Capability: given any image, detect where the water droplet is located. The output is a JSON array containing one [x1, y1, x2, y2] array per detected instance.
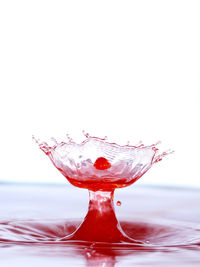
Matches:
[[82, 130, 90, 138], [117, 201, 121, 206], [66, 134, 73, 143], [32, 135, 39, 144], [94, 157, 111, 170]]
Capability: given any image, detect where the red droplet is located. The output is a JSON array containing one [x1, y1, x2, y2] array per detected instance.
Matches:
[[155, 158, 162, 163], [94, 157, 111, 170], [116, 201, 121, 206]]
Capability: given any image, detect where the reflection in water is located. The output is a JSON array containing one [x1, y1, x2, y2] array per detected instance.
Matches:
[[84, 248, 116, 267]]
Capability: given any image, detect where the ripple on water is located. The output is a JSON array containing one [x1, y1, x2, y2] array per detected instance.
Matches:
[[0, 219, 200, 251], [1, 185, 200, 266]]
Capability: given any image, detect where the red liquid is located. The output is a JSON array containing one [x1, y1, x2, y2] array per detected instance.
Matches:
[[59, 154, 146, 243], [0, 185, 200, 267], [60, 190, 141, 243], [94, 157, 111, 170], [116, 201, 121, 206], [32, 135, 174, 244]]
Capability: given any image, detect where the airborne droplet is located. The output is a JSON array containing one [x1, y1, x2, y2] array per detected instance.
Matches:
[[116, 201, 121, 206]]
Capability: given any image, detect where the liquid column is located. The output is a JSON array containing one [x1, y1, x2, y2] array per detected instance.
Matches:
[[61, 190, 142, 244]]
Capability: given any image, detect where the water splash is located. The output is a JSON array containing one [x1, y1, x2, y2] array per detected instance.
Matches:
[[32, 133, 173, 191], [31, 133, 174, 244]]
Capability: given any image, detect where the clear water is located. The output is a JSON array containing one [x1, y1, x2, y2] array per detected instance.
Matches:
[[33, 134, 173, 190]]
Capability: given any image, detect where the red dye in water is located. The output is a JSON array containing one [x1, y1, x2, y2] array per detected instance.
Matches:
[[94, 157, 111, 170], [32, 134, 173, 244], [1, 185, 200, 267]]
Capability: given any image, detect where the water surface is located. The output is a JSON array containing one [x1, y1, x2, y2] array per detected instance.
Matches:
[[0, 184, 200, 266]]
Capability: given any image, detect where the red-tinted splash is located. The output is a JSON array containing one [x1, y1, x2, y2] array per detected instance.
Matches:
[[33, 133, 173, 243]]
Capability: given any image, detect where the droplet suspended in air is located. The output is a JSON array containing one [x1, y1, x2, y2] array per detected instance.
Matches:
[[116, 201, 121, 206]]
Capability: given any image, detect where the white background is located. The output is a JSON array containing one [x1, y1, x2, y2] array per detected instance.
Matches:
[[0, 0, 199, 187]]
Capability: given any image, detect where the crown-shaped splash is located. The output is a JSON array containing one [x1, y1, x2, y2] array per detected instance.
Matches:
[[33, 133, 173, 243]]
